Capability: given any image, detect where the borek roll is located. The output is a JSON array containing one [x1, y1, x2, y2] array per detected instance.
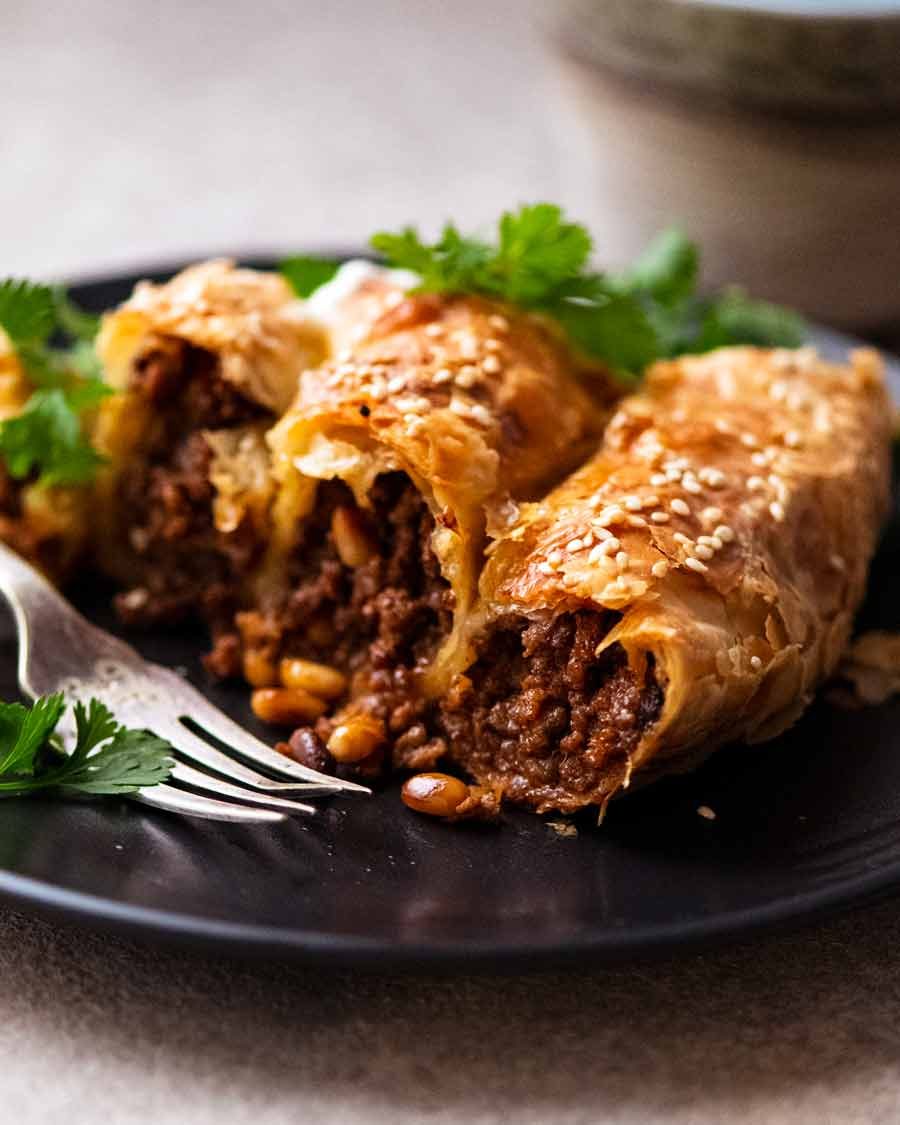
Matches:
[[246, 264, 614, 743], [92, 260, 327, 673], [439, 347, 892, 811]]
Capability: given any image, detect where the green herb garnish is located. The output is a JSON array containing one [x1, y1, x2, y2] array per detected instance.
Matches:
[[280, 256, 341, 298], [281, 204, 805, 379], [0, 278, 109, 486], [0, 694, 173, 797]]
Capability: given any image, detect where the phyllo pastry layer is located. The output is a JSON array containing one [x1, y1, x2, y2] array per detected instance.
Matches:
[[438, 347, 892, 811]]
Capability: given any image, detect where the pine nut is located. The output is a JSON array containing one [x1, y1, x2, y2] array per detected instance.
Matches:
[[327, 714, 386, 763], [331, 506, 377, 567], [251, 687, 327, 726], [401, 772, 470, 818], [279, 658, 347, 699], [242, 650, 278, 688]]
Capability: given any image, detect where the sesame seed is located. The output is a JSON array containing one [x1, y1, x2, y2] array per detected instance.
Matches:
[[697, 805, 716, 821], [768, 473, 784, 489], [708, 535, 723, 550], [696, 535, 717, 547], [682, 476, 702, 495], [488, 314, 509, 332], [644, 495, 660, 507], [615, 551, 630, 572], [673, 532, 692, 546], [747, 476, 765, 491], [769, 381, 787, 402], [469, 403, 492, 426], [601, 537, 621, 555], [337, 348, 353, 363], [404, 415, 426, 436], [750, 452, 768, 467], [597, 506, 625, 525], [665, 467, 683, 482], [449, 398, 469, 417], [750, 655, 763, 671], [482, 355, 502, 375], [588, 544, 607, 564], [698, 467, 726, 488], [548, 549, 563, 566], [650, 473, 667, 487], [714, 419, 732, 434], [694, 544, 714, 561], [626, 515, 647, 528], [538, 561, 554, 576], [424, 323, 443, 338], [769, 500, 785, 521], [337, 362, 357, 377], [623, 496, 642, 512], [715, 525, 735, 542], [566, 539, 584, 553], [484, 338, 502, 352], [831, 554, 846, 572], [740, 432, 758, 448], [590, 523, 613, 539], [650, 511, 670, 524], [670, 498, 691, 517], [783, 430, 801, 448], [432, 368, 452, 385], [395, 395, 429, 414], [701, 507, 723, 524], [369, 380, 388, 401], [456, 365, 480, 388], [651, 560, 668, 578], [563, 573, 579, 588], [387, 375, 406, 394], [684, 557, 708, 574]]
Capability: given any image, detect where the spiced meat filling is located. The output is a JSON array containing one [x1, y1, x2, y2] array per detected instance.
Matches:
[[112, 336, 268, 674], [438, 610, 663, 811], [246, 471, 454, 772]]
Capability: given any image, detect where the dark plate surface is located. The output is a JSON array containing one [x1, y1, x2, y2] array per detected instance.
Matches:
[[0, 261, 899, 969]]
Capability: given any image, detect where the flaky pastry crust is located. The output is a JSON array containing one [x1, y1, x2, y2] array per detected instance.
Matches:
[[267, 266, 614, 694], [475, 346, 892, 804]]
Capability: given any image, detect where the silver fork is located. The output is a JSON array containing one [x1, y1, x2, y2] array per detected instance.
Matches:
[[0, 541, 369, 824]]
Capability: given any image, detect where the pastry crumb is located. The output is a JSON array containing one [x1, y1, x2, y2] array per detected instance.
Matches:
[[547, 819, 579, 838], [829, 631, 900, 709]]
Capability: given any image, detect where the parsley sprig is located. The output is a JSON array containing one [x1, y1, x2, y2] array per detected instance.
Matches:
[[280, 204, 805, 380], [0, 694, 173, 797], [0, 279, 109, 486]]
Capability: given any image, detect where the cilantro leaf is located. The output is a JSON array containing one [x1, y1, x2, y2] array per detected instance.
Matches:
[[553, 291, 658, 380], [492, 204, 593, 305], [52, 287, 101, 344], [697, 289, 806, 351], [0, 280, 56, 347], [620, 228, 698, 307], [0, 694, 66, 777], [280, 256, 341, 299], [0, 388, 106, 486], [0, 694, 173, 797]]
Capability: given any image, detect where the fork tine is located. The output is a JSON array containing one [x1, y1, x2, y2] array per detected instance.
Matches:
[[179, 705, 371, 795], [160, 721, 352, 797], [133, 783, 285, 824], [169, 762, 317, 816]]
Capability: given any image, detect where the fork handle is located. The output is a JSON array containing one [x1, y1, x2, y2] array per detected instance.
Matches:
[[0, 540, 136, 700]]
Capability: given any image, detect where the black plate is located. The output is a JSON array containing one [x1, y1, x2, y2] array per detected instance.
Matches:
[[0, 261, 898, 969]]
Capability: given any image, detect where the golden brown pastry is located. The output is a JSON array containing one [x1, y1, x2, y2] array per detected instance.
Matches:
[[91, 260, 327, 673], [438, 346, 892, 812], [244, 262, 614, 750]]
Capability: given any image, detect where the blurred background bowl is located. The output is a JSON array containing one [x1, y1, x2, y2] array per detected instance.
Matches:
[[548, 0, 900, 331]]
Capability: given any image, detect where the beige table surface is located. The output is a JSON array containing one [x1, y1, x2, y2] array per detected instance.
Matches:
[[3, 1, 900, 1122]]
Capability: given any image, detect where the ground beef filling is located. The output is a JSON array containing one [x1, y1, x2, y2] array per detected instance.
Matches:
[[438, 611, 663, 811], [113, 337, 268, 674], [249, 472, 455, 774]]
